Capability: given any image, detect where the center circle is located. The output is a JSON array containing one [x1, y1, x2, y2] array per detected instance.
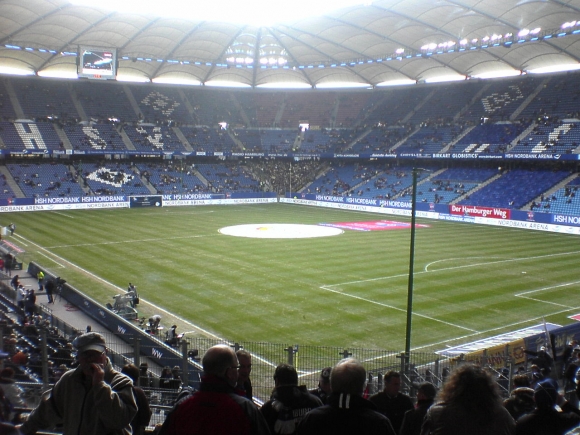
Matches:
[[219, 224, 343, 239]]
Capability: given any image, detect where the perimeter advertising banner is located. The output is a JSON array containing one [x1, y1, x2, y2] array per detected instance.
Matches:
[[449, 204, 511, 220], [129, 195, 163, 208]]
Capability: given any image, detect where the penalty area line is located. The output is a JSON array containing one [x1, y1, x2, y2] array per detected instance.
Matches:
[[319, 285, 478, 333]]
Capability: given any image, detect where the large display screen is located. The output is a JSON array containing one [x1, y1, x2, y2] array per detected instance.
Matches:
[[78, 47, 117, 80]]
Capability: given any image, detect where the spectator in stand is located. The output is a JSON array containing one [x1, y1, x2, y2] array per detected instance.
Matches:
[[19, 332, 137, 435], [504, 374, 535, 421], [260, 363, 322, 434], [564, 348, 580, 406], [159, 366, 173, 389], [24, 290, 36, 317], [523, 346, 554, 377], [11, 349, 28, 366], [0, 367, 26, 422], [10, 275, 18, 291], [121, 364, 152, 435], [296, 358, 395, 435], [138, 362, 152, 388], [309, 367, 332, 404], [369, 370, 413, 433], [171, 366, 182, 386], [159, 344, 270, 435], [15, 285, 25, 312], [236, 349, 253, 401], [400, 382, 437, 435], [515, 378, 580, 435], [421, 364, 515, 435]]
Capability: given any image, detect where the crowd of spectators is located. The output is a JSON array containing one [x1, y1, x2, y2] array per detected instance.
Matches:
[[2, 274, 580, 435]]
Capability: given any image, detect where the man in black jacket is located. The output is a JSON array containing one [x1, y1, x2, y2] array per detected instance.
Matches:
[[296, 358, 395, 435], [260, 364, 322, 434]]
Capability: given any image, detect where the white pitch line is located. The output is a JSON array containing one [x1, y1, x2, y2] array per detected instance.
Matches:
[[13, 233, 229, 342], [411, 306, 580, 351], [36, 250, 65, 268], [12, 234, 28, 246], [51, 211, 75, 218], [327, 250, 580, 288], [47, 233, 218, 249], [513, 281, 580, 309], [320, 285, 478, 333], [515, 281, 580, 296]]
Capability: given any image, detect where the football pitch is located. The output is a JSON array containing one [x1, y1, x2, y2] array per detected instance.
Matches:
[[6, 203, 580, 353]]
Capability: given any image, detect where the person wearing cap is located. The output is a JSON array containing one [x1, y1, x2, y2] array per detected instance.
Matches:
[[515, 378, 580, 435], [309, 367, 332, 404], [260, 363, 322, 434], [160, 344, 270, 435], [296, 358, 395, 435], [19, 332, 137, 435], [400, 382, 437, 435]]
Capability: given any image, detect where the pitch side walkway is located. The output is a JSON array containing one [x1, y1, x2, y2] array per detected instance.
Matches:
[[0, 270, 168, 375]]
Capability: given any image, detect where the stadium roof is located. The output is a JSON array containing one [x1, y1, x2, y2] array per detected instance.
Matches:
[[0, 0, 580, 88]]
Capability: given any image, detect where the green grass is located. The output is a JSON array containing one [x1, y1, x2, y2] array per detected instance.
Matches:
[[5, 203, 580, 353]]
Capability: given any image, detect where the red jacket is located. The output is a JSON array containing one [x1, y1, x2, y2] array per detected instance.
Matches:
[[162, 374, 270, 435]]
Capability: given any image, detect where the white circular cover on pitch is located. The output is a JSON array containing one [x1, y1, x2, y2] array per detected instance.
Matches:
[[219, 224, 343, 239]]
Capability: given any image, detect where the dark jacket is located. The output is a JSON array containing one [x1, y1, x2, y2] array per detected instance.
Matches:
[[161, 374, 270, 435], [504, 387, 535, 421], [369, 391, 414, 433], [260, 385, 322, 434], [421, 401, 515, 435], [516, 406, 580, 435], [296, 392, 396, 435], [400, 399, 434, 435], [131, 385, 152, 435]]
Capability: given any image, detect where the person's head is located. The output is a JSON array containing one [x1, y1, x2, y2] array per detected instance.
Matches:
[[383, 370, 402, 396], [534, 378, 559, 409], [438, 365, 501, 412], [203, 344, 239, 387], [273, 364, 298, 387], [121, 363, 139, 384], [236, 349, 252, 384], [72, 332, 107, 377], [0, 368, 14, 380], [417, 382, 437, 402], [512, 374, 530, 388], [330, 358, 366, 396], [318, 367, 332, 393]]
